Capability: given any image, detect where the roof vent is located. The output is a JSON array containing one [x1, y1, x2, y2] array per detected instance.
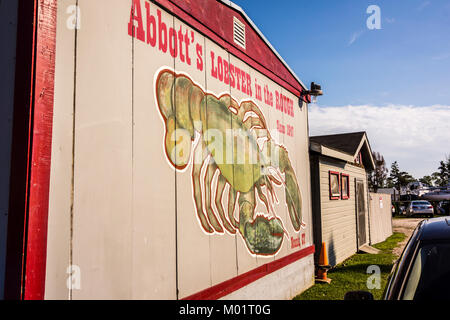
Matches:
[[233, 17, 246, 49]]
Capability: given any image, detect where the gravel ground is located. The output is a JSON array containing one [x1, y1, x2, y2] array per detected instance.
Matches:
[[392, 217, 424, 256]]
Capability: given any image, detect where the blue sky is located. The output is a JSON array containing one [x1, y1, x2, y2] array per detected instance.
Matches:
[[232, 0, 450, 179]]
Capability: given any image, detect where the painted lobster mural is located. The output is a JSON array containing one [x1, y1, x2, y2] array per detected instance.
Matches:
[[155, 69, 305, 255]]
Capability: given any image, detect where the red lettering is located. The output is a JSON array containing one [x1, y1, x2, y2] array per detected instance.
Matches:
[[184, 30, 192, 65], [210, 52, 218, 78], [235, 67, 241, 90], [241, 71, 246, 94], [145, 2, 156, 46], [229, 64, 235, 88], [196, 44, 203, 71], [169, 27, 177, 58], [287, 124, 294, 137], [217, 56, 223, 81], [246, 73, 252, 96], [291, 236, 300, 249], [178, 27, 185, 62], [275, 91, 280, 110], [157, 10, 167, 53], [224, 60, 229, 85], [128, 0, 145, 42], [277, 120, 285, 134]]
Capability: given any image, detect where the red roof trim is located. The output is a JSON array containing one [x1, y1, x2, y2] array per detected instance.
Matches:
[[182, 245, 315, 300]]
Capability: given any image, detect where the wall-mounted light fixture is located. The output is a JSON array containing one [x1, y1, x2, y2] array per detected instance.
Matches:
[[301, 82, 323, 104]]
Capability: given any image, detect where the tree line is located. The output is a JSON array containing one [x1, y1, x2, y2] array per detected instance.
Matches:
[[369, 153, 450, 192]]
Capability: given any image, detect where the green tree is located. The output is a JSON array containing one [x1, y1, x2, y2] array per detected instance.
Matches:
[[386, 161, 399, 188], [436, 157, 450, 186], [387, 161, 416, 190], [369, 151, 388, 192], [430, 156, 450, 187], [431, 171, 443, 186], [419, 175, 433, 186]]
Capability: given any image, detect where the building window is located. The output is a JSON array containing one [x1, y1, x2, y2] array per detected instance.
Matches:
[[329, 171, 340, 200], [355, 152, 362, 165], [341, 174, 350, 199]]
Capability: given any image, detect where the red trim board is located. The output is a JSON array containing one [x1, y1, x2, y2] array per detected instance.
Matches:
[[22, 0, 58, 300], [182, 245, 315, 300]]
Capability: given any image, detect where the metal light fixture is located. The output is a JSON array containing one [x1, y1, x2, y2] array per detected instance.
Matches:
[[301, 82, 323, 104]]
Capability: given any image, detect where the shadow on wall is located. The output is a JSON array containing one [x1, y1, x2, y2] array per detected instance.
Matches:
[[328, 235, 337, 267]]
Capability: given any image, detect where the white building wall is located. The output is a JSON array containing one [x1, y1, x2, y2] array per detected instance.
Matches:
[[221, 254, 314, 300], [45, 0, 314, 300]]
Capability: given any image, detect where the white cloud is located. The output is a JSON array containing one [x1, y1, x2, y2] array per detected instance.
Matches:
[[385, 17, 395, 24], [308, 104, 450, 178], [348, 30, 364, 46], [417, 1, 431, 11]]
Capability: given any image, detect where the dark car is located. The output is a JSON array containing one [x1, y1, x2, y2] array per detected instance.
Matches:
[[345, 217, 450, 300], [438, 201, 450, 215]]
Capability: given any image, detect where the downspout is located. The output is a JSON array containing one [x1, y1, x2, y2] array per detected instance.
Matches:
[[367, 172, 372, 245]]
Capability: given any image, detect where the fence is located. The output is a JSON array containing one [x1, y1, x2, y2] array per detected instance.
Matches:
[[369, 192, 393, 245]]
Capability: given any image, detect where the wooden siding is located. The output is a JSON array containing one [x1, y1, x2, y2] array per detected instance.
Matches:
[[318, 157, 369, 266]]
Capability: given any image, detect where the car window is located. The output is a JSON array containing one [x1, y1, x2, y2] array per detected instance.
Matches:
[[401, 243, 450, 300], [384, 225, 420, 299], [412, 201, 429, 205], [402, 248, 423, 299]]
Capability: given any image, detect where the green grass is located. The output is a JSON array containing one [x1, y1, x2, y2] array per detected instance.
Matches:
[[293, 232, 406, 300]]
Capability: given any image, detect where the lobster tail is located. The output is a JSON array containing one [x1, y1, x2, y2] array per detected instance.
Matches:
[[156, 70, 208, 170], [156, 71, 175, 120]]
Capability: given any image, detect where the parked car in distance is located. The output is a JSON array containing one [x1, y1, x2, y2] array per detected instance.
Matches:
[[406, 200, 434, 217], [345, 217, 450, 300], [438, 201, 450, 215]]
